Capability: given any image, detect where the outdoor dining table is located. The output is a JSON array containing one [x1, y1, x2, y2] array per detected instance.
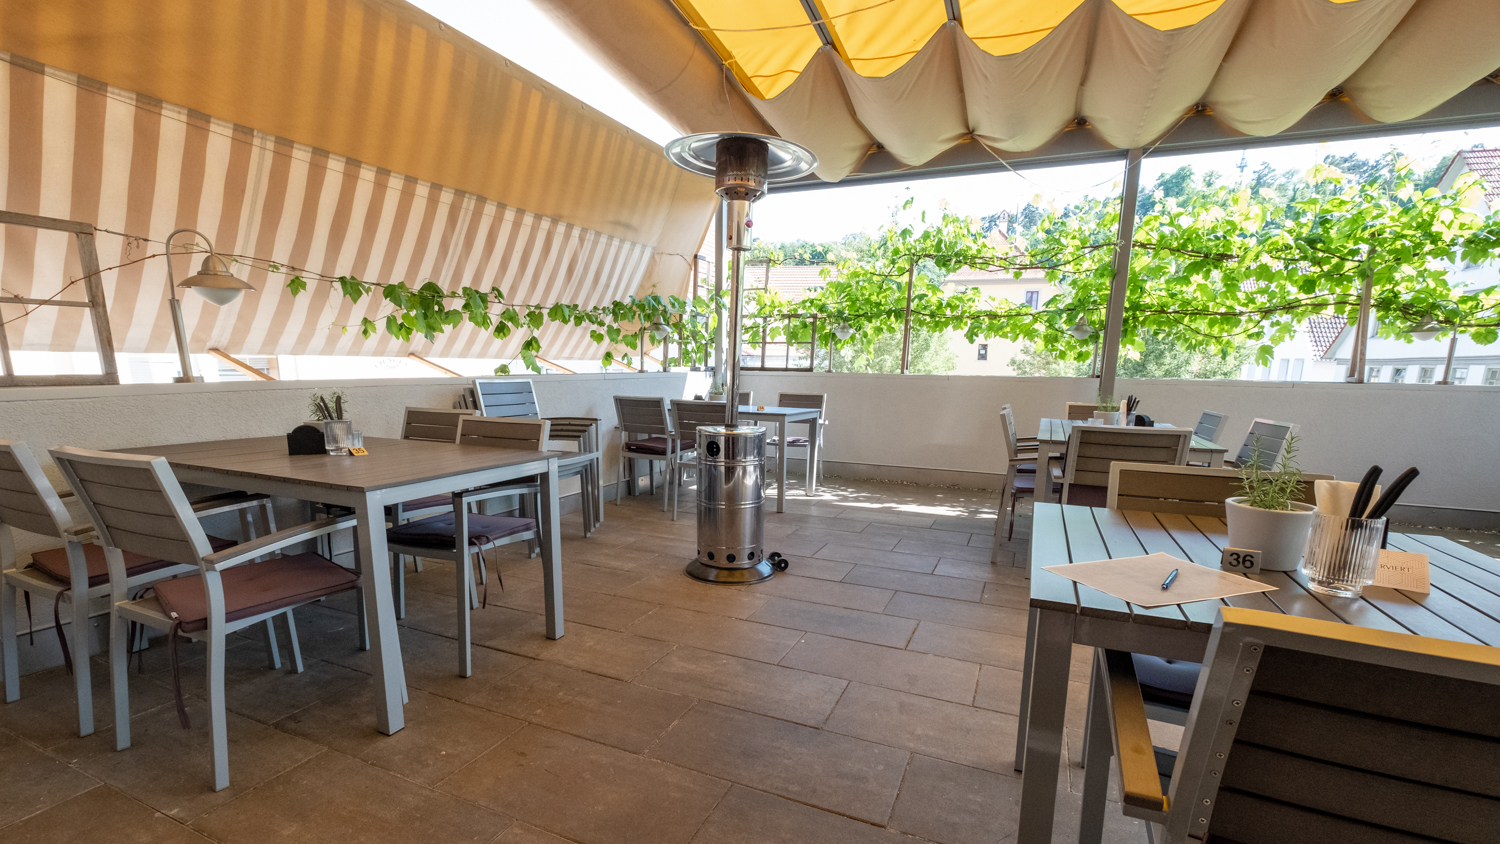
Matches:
[[1032, 418, 1228, 503], [120, 435, 567, 736], [736, 404, 821, 513], [1014, 502, 1500, 843]]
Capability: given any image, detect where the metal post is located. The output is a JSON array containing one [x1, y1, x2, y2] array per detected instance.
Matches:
[[1098, 148, 1143, 400], [711, 201, 727, 397], [1438, 329, 1459, 385], [725, 217, 747, 427], [1345, 264, 1374, 383], [900, 263, 916, 374]]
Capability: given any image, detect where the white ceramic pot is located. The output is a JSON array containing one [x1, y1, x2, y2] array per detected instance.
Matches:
[[1224, 497, 1317, 571], [1093, 411, 1120, 426]]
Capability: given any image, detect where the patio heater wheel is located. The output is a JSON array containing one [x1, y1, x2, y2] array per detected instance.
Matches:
[[664, 133, 818, 585]]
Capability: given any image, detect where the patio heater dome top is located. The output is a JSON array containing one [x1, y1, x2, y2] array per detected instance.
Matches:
[[665, 132, 817, 198]]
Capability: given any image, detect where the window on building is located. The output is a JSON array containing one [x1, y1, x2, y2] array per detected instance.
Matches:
[[1023, 290, 1040, 309], [1367, 366, 1381, 382], [1452, 366, 1469, 385], [977, 344, 988, 361], [1486, 367, 1500, 386], [1276, 359, 1290, 380], [1290, 359, 1305, 381], [1391, 366, 1407, 383], [1417, 366, 1434, 384]]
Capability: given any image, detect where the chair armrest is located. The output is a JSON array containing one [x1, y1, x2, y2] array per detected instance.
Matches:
[[1102, 650, 1169, 813], [203, 514, 357, 570], [62, 523, 96, 540]]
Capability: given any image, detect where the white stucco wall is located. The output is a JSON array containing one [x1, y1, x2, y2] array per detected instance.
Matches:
[[740, 370, 1500, 519]]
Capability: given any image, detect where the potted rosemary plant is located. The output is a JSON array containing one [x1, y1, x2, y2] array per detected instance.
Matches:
[[1092, 394, 1121, 426], [1225, 435, 1316, 571]]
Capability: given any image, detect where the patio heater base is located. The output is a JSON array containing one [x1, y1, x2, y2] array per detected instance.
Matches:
[[685, 558, 776, 585]]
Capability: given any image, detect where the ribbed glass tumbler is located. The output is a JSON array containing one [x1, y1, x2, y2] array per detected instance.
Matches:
[[1302, 512, 1386, 597]]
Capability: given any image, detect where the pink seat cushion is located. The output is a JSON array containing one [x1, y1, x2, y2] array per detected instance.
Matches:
[[1063, 484, 1108, 507], [387, 512, 536, 548], [29, 535, 234, 588], [1013, 461, 1037, 475], [152, 554, 358, 633], [623, 435, 693, 456]]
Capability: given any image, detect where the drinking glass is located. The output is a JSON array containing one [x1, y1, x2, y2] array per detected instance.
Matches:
[[349, 431, 364, 450], [1302, 512, 1386, 597], [322, 420, 354, 456]]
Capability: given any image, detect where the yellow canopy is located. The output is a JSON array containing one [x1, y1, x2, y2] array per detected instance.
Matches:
[[540, 0, 1500, 182]]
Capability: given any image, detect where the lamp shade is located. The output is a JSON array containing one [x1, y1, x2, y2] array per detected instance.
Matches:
[[1069, 316, 1095, 341], [1410, 319, 1440, 342], [178, 252, 254, 306], [833, 322, 855, 340]]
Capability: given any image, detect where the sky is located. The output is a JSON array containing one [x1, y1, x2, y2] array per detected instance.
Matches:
[[408, 0, 1500, 246]]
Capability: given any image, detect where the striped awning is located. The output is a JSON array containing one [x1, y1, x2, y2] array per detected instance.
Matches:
[[538, 0, 1500, 182], [0, 0, 716, 358]]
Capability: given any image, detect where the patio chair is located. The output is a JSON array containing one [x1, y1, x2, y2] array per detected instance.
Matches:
[[1106, 463, 1332, 517], [1000, 403, 1038, 447], [1057, 426, 1191, 507], [995, 406, 1059, 549], [1078, 607, 1500, 844], [1186, 411, 1228, 467], [667, 399, 728, 521], [385, 416, 546, 678], [0, 441, 292, 738], [768, 392, 827, 486], [473, 378, 603, 535], [613, 395, 681, 511], [50, 446, 359, 792], [1226, 418, 1298, 469], [1065, 401, 1096, 421]]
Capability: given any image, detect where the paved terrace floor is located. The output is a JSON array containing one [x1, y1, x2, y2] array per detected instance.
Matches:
[[1, 476, 1494, 844]]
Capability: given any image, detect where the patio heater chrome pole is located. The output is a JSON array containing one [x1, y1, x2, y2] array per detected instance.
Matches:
[[710, 200, 727, 398], [665, 132, 817, 584]]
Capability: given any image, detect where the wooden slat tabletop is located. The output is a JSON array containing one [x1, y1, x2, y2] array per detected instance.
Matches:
[[1034, 418, 1225, 453], [119, 436, 563, 493], [1031, 503, 1500, 646]]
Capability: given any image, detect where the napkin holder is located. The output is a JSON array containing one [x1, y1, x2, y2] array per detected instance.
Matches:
[[1132, 414, 1154, 427], [287, 424, 326, 455]]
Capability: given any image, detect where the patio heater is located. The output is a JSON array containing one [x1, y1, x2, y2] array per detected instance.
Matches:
[[665, 132, 817, 583]]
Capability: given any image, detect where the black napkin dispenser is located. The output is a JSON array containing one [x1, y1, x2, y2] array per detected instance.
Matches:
[[1132, 414, 1155, 427], [287, 424, 327, 455]]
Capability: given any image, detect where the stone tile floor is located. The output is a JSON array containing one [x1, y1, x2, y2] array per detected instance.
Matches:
[[1, 476, 1492, 844]]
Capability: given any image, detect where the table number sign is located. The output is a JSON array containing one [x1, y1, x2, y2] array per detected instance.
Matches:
[[1220, 547, 1262, 575], [1373, 549, 1430, 593], [349, 446, 370, 457]]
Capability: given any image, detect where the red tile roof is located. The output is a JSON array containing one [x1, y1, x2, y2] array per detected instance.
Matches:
[[1450, 148, 1500, 206], [1304, 315, 1348, 358]]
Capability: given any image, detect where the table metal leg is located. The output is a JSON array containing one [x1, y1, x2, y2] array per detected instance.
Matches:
[[776, 419, 787, 513], [539, 461, 565, 639], [1017, 608, 1074, 844], [355, 496, 405, 735], [1014, 607, 1039, 771], [805, 418, 818, 496], [1078, 650, 1112, 844]]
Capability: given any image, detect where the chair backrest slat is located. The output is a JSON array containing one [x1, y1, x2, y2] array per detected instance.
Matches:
[[402, 407, 475, 443], [1064, 427, 1191, 488], [456, 416, 549, 452], [1166, 609, 1500, 843], [671, 399, 729, 439], [1064, 401, 1096, 421], [1000, 407, 1025, 461], [0, 441, 74, 539], [1232, 418, 1297, 468], [1107, 463, 1331, 516], [50, 448, 211, 567], [775, 392, 826, 411], [1193, 410, 1227, 443], [613, 396, 671, 437], [473, 378, 542, 418]]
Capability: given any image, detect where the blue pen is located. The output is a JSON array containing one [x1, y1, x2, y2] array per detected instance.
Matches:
[[1161, 568, 1180, 591]]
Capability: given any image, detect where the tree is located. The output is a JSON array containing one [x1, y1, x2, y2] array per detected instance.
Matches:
[[827, 329, 956, 375]]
